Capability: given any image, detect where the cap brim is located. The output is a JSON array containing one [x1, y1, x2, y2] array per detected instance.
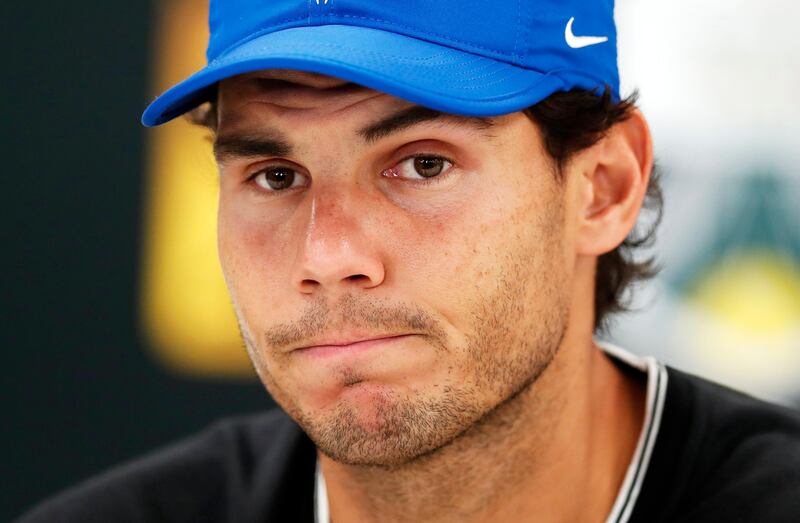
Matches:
[[142, 24, 567, 127]]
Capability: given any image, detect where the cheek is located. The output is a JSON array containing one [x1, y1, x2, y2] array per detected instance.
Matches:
[[217, 198, 292, 320], [406, 171, 564, 332], [380, 215, 486, 352]]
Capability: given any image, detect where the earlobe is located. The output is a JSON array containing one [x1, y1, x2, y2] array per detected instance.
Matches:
[[575, 109, 653, 256]]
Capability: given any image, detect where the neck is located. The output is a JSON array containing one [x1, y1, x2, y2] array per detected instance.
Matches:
[[319, 337, 646, 523]]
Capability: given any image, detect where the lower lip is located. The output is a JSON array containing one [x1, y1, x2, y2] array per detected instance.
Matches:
[[295, 335, 412, 359]]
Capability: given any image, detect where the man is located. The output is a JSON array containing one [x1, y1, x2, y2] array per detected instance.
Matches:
[[18, 1, 800, 522]]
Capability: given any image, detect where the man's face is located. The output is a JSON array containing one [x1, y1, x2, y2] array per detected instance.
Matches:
[[215, 71, 574, 466]]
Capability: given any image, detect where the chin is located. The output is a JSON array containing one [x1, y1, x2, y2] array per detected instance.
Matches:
[[300, 382, 483, 467]]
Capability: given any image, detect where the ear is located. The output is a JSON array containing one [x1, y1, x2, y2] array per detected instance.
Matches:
[[573, 109, 653, 256]]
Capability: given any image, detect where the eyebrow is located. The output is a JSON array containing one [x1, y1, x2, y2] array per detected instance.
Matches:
[[213, 132, 293, 164], [358, 105, 496, 143], [213, 105, 496, 163]]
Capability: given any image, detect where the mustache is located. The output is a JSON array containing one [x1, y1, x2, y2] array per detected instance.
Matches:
[[261, 294, 448, 352]]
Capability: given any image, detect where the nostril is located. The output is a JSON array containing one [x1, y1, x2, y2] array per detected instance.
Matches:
[[300, 279, 320, 289], [346, 274, 369, 283]]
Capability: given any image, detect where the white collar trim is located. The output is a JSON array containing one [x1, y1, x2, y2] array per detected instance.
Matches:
[[314, 458, 330, 523], [597, 340, 668, 523]]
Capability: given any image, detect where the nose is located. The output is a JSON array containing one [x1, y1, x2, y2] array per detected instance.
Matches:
[[291, 193, 386, 295]]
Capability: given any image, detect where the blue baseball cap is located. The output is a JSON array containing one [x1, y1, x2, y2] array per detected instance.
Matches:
[[142, 0, 618, 127]]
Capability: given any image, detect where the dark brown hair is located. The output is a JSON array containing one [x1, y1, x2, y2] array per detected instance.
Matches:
[[189, 88, 663, 333]]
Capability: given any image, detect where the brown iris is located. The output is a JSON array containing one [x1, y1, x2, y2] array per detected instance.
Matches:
[[413, 157, 446, 178], [262, 167, 295, 190]]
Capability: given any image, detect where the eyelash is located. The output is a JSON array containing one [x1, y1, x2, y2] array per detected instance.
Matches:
[[384, 153, 457, 187], [244, 163, 307, 194], [243, 152, 457, 193]]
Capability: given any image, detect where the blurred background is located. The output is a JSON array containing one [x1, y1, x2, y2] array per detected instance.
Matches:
[[3, 0, 799, 519]]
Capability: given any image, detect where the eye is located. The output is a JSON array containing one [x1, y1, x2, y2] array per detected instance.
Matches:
[[250, 166, 308, 192], [382, 155, 454, 181]]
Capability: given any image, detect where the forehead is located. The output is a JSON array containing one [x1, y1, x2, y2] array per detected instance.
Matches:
[[214, 69, 512, 149], [217, 69, 410, 121]]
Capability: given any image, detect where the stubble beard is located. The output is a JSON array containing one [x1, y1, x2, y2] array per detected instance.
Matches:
[[234, 245, 570, 468], [308, 315, 567, 469], [319, 263, 568, 467], [228, 179, 570, 467]]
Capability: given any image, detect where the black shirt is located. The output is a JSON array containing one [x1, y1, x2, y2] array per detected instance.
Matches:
[[16, 345, 800, 522]]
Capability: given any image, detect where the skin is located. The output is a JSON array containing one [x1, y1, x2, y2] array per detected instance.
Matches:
[[214, 70, 653, 523]]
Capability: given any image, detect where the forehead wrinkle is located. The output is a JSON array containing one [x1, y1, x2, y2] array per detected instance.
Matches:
[[233, 75, 387, 113], [222, 90, 393, 135]]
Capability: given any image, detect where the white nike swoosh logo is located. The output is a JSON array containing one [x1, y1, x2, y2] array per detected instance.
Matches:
[[565, 17, 609, 49]]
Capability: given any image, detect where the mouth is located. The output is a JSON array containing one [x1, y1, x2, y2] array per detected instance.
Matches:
[[294, 334, 414, 359]]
